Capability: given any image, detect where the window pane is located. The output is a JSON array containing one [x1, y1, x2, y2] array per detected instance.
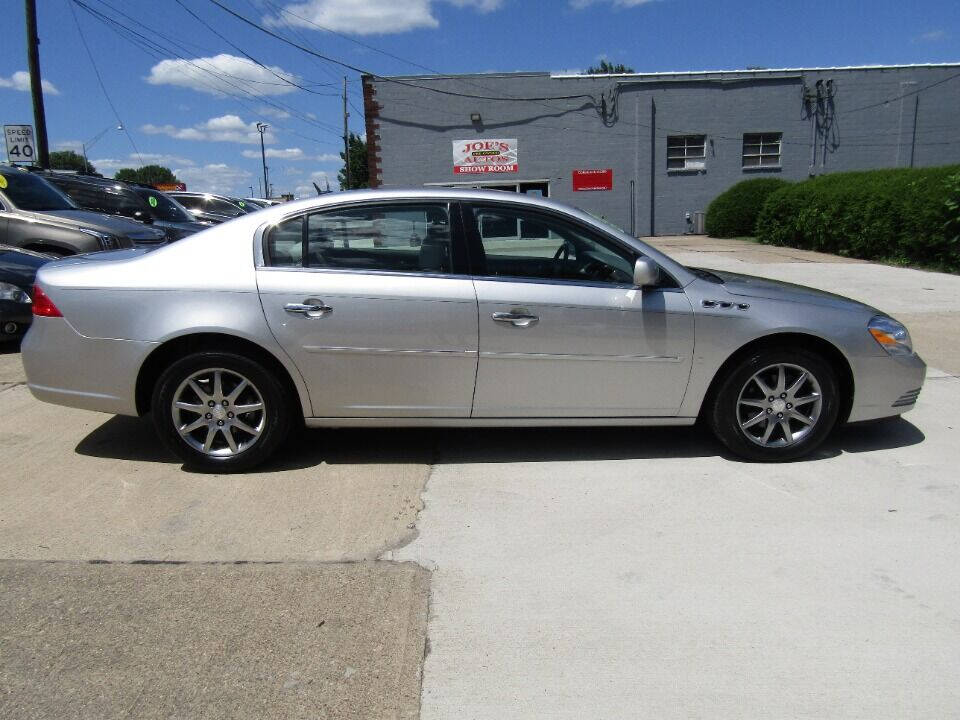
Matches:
[[305, 204, 452, 274], [471, 206, 634, 284], [265, 216, 303, 267], [667, 158, 685, 169], [743, 155, 761, 167], [206, 198, 244, 217], [759, 155, 781, 166]]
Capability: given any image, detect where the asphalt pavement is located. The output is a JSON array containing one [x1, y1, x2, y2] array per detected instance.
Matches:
[[2, 237, 959, 719]]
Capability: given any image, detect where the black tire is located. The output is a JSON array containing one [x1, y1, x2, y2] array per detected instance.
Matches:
[[708, 347, 840, 462], [152, 351, 293, 472]]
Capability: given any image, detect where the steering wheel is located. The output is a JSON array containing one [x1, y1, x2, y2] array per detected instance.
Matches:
[[553, 241, 575, 261]]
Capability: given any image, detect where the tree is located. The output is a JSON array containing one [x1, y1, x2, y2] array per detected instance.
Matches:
[[114, 165, 179, 186], [50, 150, 93, 174], [338, 133, 368, 190], [586, 60, 635, 74]]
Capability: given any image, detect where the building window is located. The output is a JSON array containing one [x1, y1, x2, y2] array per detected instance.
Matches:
[[742, 133, 782, 168], [667, 135, 706, 171]]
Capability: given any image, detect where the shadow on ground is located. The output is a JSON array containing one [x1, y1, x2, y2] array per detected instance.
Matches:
[[75, 413, 925, 472]]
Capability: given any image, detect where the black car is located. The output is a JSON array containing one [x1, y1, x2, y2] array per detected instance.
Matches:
[[0, 244, 51, 341], [38, 173, 207, 243], [166, 191, 257, 225]]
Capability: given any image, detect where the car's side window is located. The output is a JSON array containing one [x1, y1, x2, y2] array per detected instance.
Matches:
[[206, 198, 243, 217], [468, 205, 635, 285], [176, 196, 202, 211], [265, 203, 455, 274]]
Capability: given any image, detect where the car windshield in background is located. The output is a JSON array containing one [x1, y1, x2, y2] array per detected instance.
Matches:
[[134, 189, 193, 223], [206, 197, 246, 217], [0, 170, 76, 212]]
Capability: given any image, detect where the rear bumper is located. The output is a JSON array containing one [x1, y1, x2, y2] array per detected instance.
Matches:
[[22, 316, 155, 416], [847, 351, 927, 423]]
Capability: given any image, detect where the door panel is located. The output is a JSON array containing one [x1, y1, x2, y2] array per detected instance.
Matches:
[[258, 268, 478, 417], [473, 281, 694, 416]]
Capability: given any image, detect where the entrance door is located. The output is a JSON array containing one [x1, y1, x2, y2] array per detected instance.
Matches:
[[463, 202, 694, 417], [256, 201, 478, 417]]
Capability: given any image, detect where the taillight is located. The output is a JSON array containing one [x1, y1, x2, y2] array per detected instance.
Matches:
[[32, 285, 63, 317]]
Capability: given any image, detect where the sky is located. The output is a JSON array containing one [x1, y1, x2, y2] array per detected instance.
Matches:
[[1, 0, 959, 198]]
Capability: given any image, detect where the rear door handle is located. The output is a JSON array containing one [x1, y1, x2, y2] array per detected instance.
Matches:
[[284, 299, 333, 318], [492, 311, 539, 328]]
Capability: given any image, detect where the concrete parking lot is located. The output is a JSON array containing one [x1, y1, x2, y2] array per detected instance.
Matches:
[[2, 237, 959, 719]]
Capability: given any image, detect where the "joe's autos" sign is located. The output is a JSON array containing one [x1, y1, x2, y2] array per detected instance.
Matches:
[[453, 139, 518, 174]]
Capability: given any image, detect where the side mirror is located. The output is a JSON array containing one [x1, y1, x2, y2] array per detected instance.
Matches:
[[633, 257, 660, 288], [133, 210, 153, 224]]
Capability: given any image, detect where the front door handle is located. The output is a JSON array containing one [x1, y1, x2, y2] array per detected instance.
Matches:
[[492, 311, 539, 328], [284, 299, 333, 318]]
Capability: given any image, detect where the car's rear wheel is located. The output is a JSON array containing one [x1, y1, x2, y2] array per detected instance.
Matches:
[[709, 348, 839, 461], [152, 351, 291, 472]]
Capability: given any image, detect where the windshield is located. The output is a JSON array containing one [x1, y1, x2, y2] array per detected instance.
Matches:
[[0, 169, 76, 211], [134, 188, 193, 223]]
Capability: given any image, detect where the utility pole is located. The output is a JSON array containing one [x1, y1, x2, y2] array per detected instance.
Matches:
[[24, 0, 50, 168], [343, 76, 351, 190], [256, 122, 269, 199]]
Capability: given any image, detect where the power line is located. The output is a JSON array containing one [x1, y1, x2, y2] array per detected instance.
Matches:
[[71, 0, 343, 143], [205, 0, 598, 104], [66, 0, 142, 165]]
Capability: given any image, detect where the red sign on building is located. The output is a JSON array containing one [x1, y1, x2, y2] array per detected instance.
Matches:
[[572, 169, 613, 191]]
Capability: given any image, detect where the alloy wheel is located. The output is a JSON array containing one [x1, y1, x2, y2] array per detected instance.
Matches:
[[736, 363, 823, 448], [171, 368, 266, 457]]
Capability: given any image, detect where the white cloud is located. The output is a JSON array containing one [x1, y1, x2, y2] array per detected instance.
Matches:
[[142, 115, 276, 145], [241, 148, 341, 163], [146, 54, 300, 97], [265, 0, 501, 36], [914, 29, 947, 43], [570, 0, 658, 8], [175, 163, 253, 195], [54, 140, 84, 151], [256, 105, 291, 120], [0, 70, 59, 95], [92, 153, 198, 173], [242, 147, 305, 160]]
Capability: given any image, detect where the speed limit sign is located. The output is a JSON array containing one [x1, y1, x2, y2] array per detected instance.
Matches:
[[4, 125, 36, 164]]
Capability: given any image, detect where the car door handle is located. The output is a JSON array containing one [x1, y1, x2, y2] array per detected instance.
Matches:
[[492, 311, 539, 328], [284, 300, 333, 318]]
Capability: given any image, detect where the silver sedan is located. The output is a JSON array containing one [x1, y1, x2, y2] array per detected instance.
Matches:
[[22, 189, 925, 471]]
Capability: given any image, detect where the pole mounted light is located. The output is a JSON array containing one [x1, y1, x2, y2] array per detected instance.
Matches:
[[82, 124, 122, 174], [256, 122, 269, 199]]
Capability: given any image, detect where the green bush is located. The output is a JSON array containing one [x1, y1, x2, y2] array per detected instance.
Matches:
[[756, 165, 960, 272], [705, 178, 791, 238]]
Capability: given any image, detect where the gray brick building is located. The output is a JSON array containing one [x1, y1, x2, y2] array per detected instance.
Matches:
[[362, 63, 960, 235]]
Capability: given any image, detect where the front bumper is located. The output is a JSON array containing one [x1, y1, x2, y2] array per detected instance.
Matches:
[[0, 300, 32, 339], [22, 316, 155, 416], [847, 351, 927, 423]]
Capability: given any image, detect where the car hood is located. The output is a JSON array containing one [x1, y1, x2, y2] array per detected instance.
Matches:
[[704, 269, 879, 313], [37, 210, 166, 241]]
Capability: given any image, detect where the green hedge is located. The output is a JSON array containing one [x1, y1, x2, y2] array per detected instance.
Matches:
[[756, 165, 960, 272], [705, 178, 791, 238]]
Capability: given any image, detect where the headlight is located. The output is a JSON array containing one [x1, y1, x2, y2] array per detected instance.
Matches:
[[868, 315, 913, 356], [0, 281, 31, 304], [78, 227, 119, 250]]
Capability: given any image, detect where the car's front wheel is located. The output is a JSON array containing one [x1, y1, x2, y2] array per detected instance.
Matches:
[[709, 348, 840, 462], [152, 351, 292, 472]]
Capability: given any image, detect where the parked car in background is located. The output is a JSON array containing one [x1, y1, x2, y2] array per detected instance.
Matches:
[[38, 172, 207, 243], [243, 198, 284, 208], [0, 244, 51, 340], [0, 165, 161, 255], [22, 189, 925, 472], [167, 192, 255, 225]]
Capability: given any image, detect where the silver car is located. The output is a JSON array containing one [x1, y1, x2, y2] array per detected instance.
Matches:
[[22, 189, 925, 471]]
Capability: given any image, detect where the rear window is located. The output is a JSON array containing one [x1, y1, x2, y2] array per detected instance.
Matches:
[[47, 177, 147, 218]]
